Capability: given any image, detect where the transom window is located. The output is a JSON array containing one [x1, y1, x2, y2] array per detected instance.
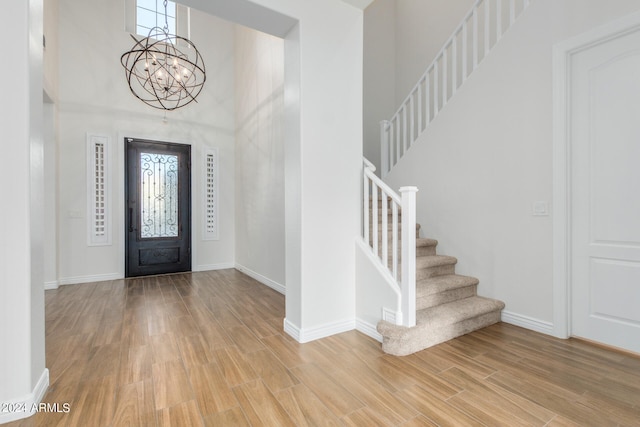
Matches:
[[136, 0, 176, 38]]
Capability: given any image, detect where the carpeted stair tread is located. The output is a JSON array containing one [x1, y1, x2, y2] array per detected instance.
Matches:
[[415, 255, 457, 269], [416, 238, 438, 248], [372, 236, 435, 246], [416, 274, 478, 297]]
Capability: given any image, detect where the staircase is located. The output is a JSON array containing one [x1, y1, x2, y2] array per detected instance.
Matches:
[[377, 233, 504, 356], [363, 160, 504, 356], [362, 0, 532, 355]]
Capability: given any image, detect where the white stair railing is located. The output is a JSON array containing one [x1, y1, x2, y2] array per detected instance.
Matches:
[[363, 158, 417, 327], [381, 0, 533, 177]]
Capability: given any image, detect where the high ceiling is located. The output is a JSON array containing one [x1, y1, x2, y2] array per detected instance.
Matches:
[[179, 0, 372, 38]]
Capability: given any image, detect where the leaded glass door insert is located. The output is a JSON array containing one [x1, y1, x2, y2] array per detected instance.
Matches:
[[140, 153, 179, 239], [126, 139, 191, 277]]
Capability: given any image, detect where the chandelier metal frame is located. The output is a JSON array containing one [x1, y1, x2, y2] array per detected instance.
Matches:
[[121, 1, 206, 111]]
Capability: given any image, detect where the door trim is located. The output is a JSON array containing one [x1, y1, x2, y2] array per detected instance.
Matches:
[[552, 10, 640, 340]]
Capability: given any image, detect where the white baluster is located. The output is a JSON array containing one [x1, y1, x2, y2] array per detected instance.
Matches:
[[400, 103, 407, 156], [434, 60, 440, 114], [395, 117, 400, 166], [442, 47, 448, 107], [473, 7, 479, 69], [496, 0, 503, 40], [363, 172, 370, 245], [426, 70, 431, 124], [400, 186, 418, 327], [372, 184, 378, 256], [452, 35, 458, 95], [382, 190, 388, 268], [410, 93, 415, 146], [484, 0, 490, 57], [392, 201, 398, 280], [417, 78, 423, 134], [462, 21, 468, 81], [379, 120, 390, 178]]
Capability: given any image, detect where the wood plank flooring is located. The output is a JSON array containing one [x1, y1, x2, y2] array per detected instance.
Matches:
[[6, 270, 640, 426]]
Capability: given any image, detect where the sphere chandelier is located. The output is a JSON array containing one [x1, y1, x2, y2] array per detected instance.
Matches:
[[120, 1, 206, 111]]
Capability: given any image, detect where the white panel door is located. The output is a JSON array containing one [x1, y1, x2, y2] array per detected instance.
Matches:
[[570, 28, 640, 353]]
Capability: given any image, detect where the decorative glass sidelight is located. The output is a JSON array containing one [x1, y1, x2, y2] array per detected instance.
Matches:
[[87, 134, 111, 246], [140, 152, 179, 238], [203, 149, 219, 240]]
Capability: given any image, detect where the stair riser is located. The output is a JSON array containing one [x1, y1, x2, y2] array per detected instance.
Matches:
[[368, 229, 420, 240], [376, 246, 437, 263], [364, 244, 436, 263], [379, 310, 502, 356], [368, 222, 418, 230], [417, 285, 477, 310], [367, 236, 426, 246], [372, 249, 438, 266], [417, 246, 437, 257], [416, 264, 455, 280]]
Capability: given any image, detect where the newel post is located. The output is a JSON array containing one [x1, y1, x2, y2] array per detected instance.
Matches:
[[400, 186, 418, 327], [380, 120, 391, 178]]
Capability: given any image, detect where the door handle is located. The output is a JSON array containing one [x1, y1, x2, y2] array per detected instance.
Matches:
[[128, 208, 133, 233]]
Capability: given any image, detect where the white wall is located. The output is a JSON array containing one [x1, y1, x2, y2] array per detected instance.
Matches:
[[282, 2, 363, 339], [384, 0, 640, 333], [43, 0, 59, 289], [0, 0, 47, 422], [183, 0, 365, 340], [364, 0, 475, 170], [43, 0, 58, 101], [355, 241, 398, 340], [234, 25, 286, 292], [43, 100, 58, 289], [363, 0, 395, 172], [57, 0, 237, 282]]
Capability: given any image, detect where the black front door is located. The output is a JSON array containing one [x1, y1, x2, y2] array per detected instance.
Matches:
[[125, 138, 191, 277]]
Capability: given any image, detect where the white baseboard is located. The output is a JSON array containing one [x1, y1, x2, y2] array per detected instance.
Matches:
[[235, 264, 286, 295], [356, 318, 383, 342], [56, 265, 236, 285], [193, 262, 235, 272], [44, 281, 59, 290], [0, 369, 49, 424], [283, 318, 301, 341], [284, 317, 355, 343], [501, 310, 554, 336], [58, 273, 122, 286]]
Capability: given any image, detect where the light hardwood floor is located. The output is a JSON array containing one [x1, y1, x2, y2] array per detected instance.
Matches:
[[6, 270, 640, 426]]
